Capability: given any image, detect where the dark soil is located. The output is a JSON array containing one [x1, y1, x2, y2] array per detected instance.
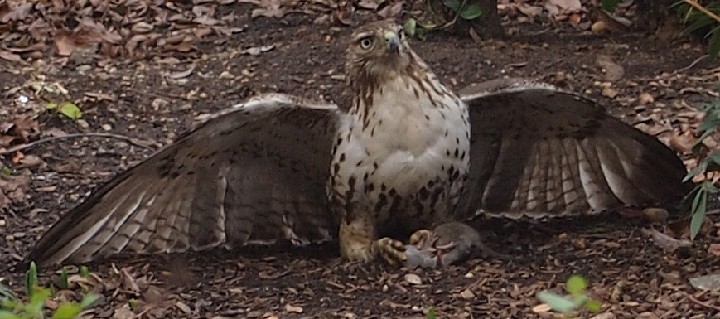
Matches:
[[1, 2, 720, 318]]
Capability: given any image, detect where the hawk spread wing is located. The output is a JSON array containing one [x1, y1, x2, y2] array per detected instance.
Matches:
[[457, 79, 689, 220], [28, 94, 341, 266]]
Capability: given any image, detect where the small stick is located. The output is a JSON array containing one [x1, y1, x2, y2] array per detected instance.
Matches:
[[0, 132, 154, 155], [687, 293, 720, 312]]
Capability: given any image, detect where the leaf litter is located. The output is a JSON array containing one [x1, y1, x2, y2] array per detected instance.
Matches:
[[1, 0, 720, 318]]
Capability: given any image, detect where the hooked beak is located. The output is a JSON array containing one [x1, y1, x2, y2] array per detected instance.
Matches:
[[384, 30, 400, 54]]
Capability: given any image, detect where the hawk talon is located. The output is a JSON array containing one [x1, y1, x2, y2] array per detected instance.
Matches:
[[375, 237, 407, 265], [409, 229, 435, 249]]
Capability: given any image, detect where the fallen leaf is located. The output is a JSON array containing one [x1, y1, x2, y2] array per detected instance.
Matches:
[[689, 274, 720, 290], [120, 267, 140, 292], [532, 303, 552, 313], [547, 0, 581, 12], [285, 304, 303, 313], [377, 1, 404, 19], [0, 50, 22, 62], [518, 6, 543, 18], [241, 45, 274, 56], [640, 228, 691, 253], [639, 93, 655, 104], [17, 154, 44, 168], [708, 244, 720, 256], [404, 273, 422, 285], [596, 55, 624, 81], [55, 33, 77, 57], [358, 0, 384, 10], [460, 289, 475, 299]]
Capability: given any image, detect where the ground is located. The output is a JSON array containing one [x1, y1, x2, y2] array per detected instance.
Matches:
[[1, 1, 720, 318]]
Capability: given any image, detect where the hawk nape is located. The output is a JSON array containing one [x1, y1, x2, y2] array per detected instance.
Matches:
[[27, 21, 689, 267]]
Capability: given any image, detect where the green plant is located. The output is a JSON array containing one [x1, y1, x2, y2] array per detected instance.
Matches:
[[25, 262, 37, 297], [684, 97, 720, 239], [0, 286, 98, 319], [674, 0, 720, 58], [402, 0, 484, 40], [58, 269, 69, 290], [537, 275, 602, 315], [0, 262, 98, 319], [442, 0, 482, 21], [426, 307, 437, 319], [46, 102, 82, 120], [78, 267, 90, 279], [601, 0, 621, 11]]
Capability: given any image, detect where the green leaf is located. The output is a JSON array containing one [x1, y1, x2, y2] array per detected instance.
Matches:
[[128, 299, 138, 311], [459, 3, 482, 20], [0, 284, 13, 301], [0, 167, 10, 176], [79, 266, 90, 278], [708, 26, 720, 59], [25, 262, 37, 297], [0, 310, 20, 319], [682, 14, 712, 36], [537, 291, 578, 313], [46, 102, 58, 110], [684, 161, 708, 182], [585, 299, 603, 313], [27, 287, 51, 318], [79, 294, 99, 308], [601, 0, 621, 11], [426, 307, 437, 319], [443, 0, 461, 12], [690, 181, 714, 240], [566, 275, 588, 295], [57, 268, 68, 290], [403, 19, 417, 38], [53, 303, 83, 319], [58, 102, 82, 120]]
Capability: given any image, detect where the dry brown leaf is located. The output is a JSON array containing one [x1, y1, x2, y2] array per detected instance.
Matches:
[[55, 33, 77, 57], [17, 154, 44, 168], [0, 50, 22, 62], [640, 228, 691, 252], [596, 55, 625, 81], [0, 174, 30, 209], [250, 0, 287, 18], [547, 0, 582, 12], [518, 6, 543, 18], [377, 1, 403, 20], [120, 267, 140, 292], [285, 304, 303, 313], [708, 244, 720, 256], [358, 0, 384, 10], [403, 273, 422, 285], [669, 131, 695, 153]]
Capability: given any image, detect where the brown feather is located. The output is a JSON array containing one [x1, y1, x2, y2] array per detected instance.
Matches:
[[458, 79, 690, 219], [27, 95, 341, 266]]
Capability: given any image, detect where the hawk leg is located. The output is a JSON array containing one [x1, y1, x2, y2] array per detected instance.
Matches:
[[339, 220, 407, 264]]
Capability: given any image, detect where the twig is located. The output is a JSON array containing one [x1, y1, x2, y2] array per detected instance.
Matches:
[[0, 133, 154, 155], [675, 54, 709, 74], [684, 0, 720, 24], [635, 54, 710, 81], [687, 293, 720, 312]]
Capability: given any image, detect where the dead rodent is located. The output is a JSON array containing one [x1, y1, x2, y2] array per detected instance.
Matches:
[[405, 222, 509, 268]]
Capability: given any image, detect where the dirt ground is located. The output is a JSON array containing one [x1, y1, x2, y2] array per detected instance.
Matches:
[[2, 1, 720, 318]]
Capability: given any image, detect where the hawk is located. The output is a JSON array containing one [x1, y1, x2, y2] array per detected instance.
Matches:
[[27, 21, 688, 267]]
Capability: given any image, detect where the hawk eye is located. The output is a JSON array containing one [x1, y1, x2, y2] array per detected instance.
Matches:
[[359, 37, 374, 50]]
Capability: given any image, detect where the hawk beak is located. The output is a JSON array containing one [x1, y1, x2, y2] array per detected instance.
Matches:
[[384, 30, 400, 54]]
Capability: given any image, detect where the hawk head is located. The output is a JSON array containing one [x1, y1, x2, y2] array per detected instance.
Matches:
[[345, 21, 416, 93]]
